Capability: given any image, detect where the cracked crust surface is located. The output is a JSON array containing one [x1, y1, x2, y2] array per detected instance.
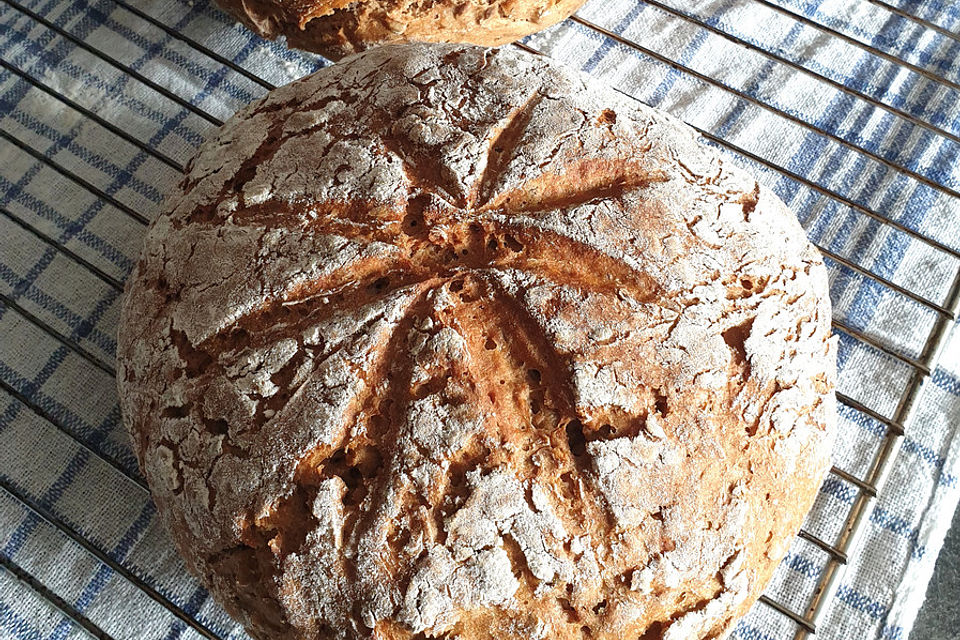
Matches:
[[215, 0, 586, 59], [117, 44, 837, 640]]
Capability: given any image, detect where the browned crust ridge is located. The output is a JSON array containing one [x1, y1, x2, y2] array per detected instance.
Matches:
[[215, 0, 587, 59]]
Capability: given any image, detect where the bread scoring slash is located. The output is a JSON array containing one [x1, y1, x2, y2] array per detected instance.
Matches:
[[117, 43, 837, 640]]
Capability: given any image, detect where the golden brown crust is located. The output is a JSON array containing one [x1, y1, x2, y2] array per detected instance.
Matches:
[[117, 44, 837, 640], [215, 0, 587, 59]]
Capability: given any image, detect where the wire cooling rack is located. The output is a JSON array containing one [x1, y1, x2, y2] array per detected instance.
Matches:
[[1, 0, 959, 639]]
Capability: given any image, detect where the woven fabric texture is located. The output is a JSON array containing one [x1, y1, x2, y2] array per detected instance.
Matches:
[[0, 1, 958, 639]]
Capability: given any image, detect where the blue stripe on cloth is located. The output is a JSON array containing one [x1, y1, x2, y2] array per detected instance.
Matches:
[[45, 564, 113, 640], [913, 0, 960, 29], [160, 585, 211, 640], [798, 191, 840, 235], [698, 6, 960, 126], [824, 256, 911, 339], [841, 255, 908, 337], [43, 501, 156, 640], [136, 31, 269, 164], [23, 0, 248, 117], [4, 416, 136, 640], [712, 20, 806, 139], [0, 105, 167, 204], [888, 23, 960, 182], [0, 249, 168, 632], [67, 290, 120, 356], [770, 36, 890, 209], [770, 125, 831, 204], [882, 624, 905, 640], [13, 41, 208, 148], [821, 475, 860, 504], [61, 497, 231, 639], [821, 156, 872, 244], [834, 59, 934, 262], [836, 583, 889, 620], [0, 0, 72, 56], [2, 0, 130, 110], [3, 19, 211, 147], [838, 400, 887, 437], [0, 599, 45, 640], [842, 213, 905, 293], [565, 10, 714, 108], [0, 90, 114, 300], [732, 619, 779, 640], [829, 369, 960, 499], [10, 246, 58, 300], [932, 367, 960, 395], [0, 0, 191, 348], [839, 398, 956, 490], [783, 551, 824, 579], [84, 0, 261, 105], [922, 121, 960, 186], [2, 450, 90, 558], [901, 437, 950, 476], [834, 329, 864, 372], [887, 66, 958, 132], [765, 18, 947, 253], [0, 264, 119, 356], [0, 275, 119, 372], [125, 0, 256, 159], [0, 362, 137, 474], [0, 164, 46, 240], [871, 4, 959, 78], [2, 462, 222, 639], [0, 334, 105, 561], [871, 509, 925, 559], [801, 39, 945, 341], [0, 176, 135, 275], [890, 182, 950, 248], [118, 0, 240, 105], [0, 95, 143, 324], [790, 1, 960, 78], [822, 2, 959, 169], [647, 30, 710, 108], [0, 342, 72, 451], [581, 3, 647, 74], [820, 478, 927, 558]]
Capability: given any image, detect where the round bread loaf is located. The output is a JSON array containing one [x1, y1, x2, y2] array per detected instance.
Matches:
[[215, 0, 586, 59], [117, 44, 837, 640]]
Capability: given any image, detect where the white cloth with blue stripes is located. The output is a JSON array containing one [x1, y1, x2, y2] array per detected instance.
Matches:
[[0, 0, 958, 639]]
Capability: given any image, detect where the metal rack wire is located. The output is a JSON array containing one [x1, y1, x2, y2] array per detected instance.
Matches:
[[0, 0, 958, 638]]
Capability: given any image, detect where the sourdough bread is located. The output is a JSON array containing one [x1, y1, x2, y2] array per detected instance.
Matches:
[[216, 0, 587, 59], [117, 43, 837, 640]]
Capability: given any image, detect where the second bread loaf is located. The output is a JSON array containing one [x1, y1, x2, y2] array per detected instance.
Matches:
[[216, 0, 587, 59]]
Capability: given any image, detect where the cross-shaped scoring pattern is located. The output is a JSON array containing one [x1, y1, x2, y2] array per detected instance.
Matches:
[[117, 44, 837, 640]]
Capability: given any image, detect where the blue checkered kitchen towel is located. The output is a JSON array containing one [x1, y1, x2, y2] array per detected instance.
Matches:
[[1, 0, 959, 639]]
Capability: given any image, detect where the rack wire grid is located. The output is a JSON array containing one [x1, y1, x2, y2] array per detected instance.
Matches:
[[1, 0, 959, 639]]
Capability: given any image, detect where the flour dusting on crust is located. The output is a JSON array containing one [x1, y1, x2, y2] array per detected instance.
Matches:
[[117, 43, 836, 640]]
